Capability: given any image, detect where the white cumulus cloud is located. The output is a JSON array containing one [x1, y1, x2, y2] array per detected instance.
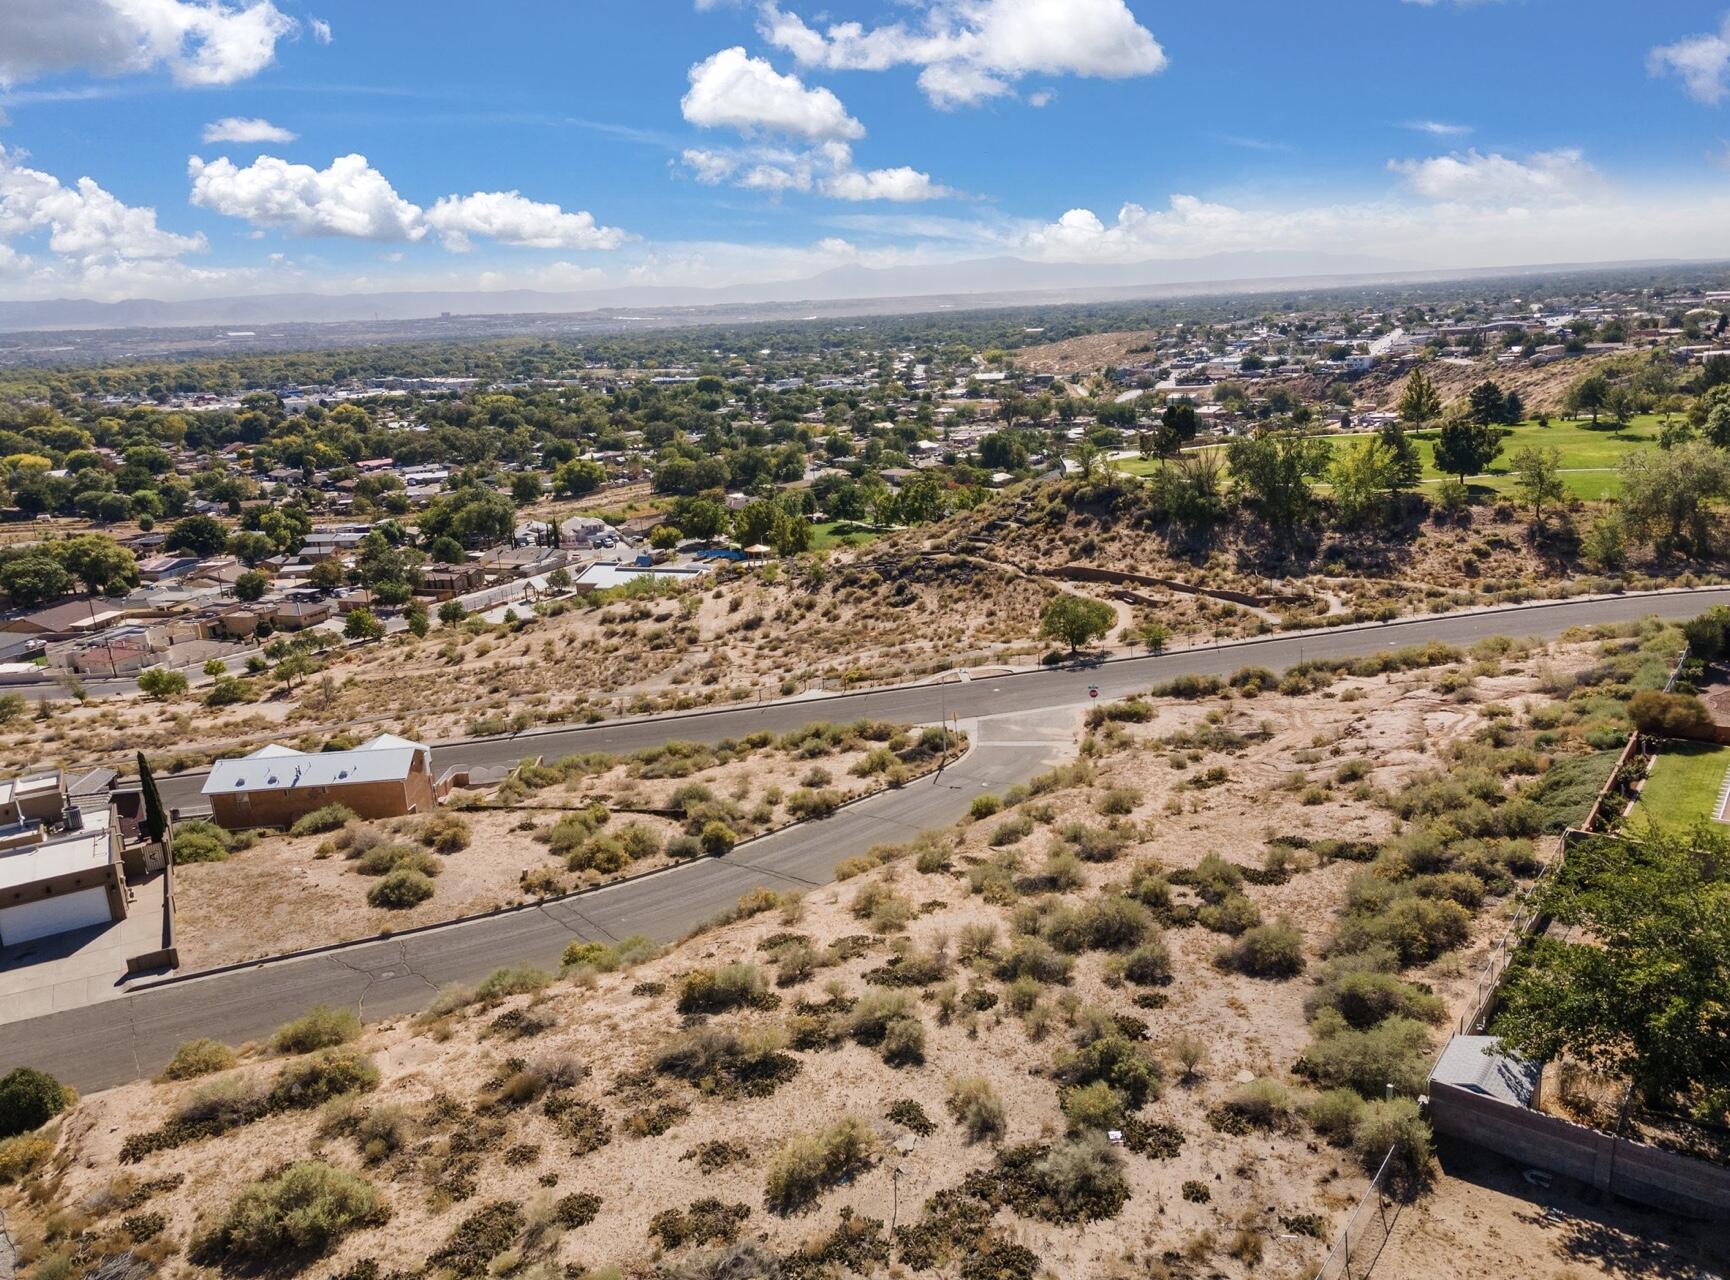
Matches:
[[309, 16, 333, 45], [822, 166, 952, 202], [682, 46, 864, 140], [1649, 15, 1730, 106], [759, 0, 1165, 108], [424, 191, 632, 252], [188, 152, 426, 240], [0, 145, 205, 266], [1388, 148, 1597, 203], [201, 116, 297, 144], [0, 0, 298, 87]]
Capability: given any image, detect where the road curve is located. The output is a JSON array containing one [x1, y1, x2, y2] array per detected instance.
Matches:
[[6, 587, 1727, 1093]]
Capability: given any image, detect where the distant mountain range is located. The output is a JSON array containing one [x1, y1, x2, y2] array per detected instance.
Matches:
[[0, 250, 1702, 335]]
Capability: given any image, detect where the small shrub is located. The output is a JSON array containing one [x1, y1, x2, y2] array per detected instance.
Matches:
[[1308, 1088, 1367, 1145], [1216, 918, 1306, 978], [1221, 1078, 1300, 1131], [764, 1117, 878, 1214], [192, 1161, 384, 1263], [367, 866, 435, 908], [160, 1039, 237, 1081], [0, 1067, 72, 1138], [1352, 1098, 1432, 1187], [424, 1200, 524, 1276], [1181, 1180, 1210, 1203], [1061, 1080, 1125, 1133], [649, 1197, 751, 1249], [948, 1076, 1006, 1142], [289, 804, 358, 837], [678, 963, 768, 1014], [273, 1005, 360, 1055], [0, 1132, 53, 1183]]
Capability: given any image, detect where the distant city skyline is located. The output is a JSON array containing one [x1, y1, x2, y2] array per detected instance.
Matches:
[[3, 0, 1730, 303]]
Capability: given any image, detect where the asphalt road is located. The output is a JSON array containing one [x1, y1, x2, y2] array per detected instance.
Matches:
[[6, 587, 1728, 1092], [153, 586, 1730, 813]]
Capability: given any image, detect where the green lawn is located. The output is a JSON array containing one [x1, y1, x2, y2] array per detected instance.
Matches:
[[1631, 740, 1730, 832], [1110, 414, 1669, 499], [809, 521, 889, 550]]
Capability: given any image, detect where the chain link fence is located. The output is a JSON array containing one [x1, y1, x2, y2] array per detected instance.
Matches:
[[1310, 1145, 1403, 1280]]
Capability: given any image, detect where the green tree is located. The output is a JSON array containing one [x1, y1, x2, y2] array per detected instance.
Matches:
[[307, 559, 347, 592], [343, 608, 384, 642], [1565, 371, 1609, 424], [137, 751, 167, 844], [648, 524, 683, 550], [1397, 368, 1442, 428], [1226, 429, 1333, 542], [1617, 441, 1730, 556], [1327, 438, 1402, 527], [553, 459, 607, 497], [0, 555, 73, 607], [1467, 380, 1509, 426], [1040, 595, 1116, 654], [164, 514, 229, 557], [1431, 419, 1503, 485], [1510, 445, 1566, 525], [510, 472, 544, 505], [437, 600, 467, 628], [136, 668, 189, 700], [233, 570, 267, 603], [58, 534, 137, 596], [1704, 403, 1730, 449], [404, 605, 430, 638], [1494, 826, 1730, 1114], [226, 530, 277, 567], [1140, 621, 1171, 654], [1376, 422, 1422, 493]]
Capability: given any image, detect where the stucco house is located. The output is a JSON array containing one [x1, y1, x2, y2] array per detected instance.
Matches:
[[0, 775, 128, 947]]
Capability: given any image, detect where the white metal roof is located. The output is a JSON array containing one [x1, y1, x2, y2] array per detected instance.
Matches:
[[201, 737, 428, 797]]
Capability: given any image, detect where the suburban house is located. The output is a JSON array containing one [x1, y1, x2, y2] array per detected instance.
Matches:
[[0, 600, 129, 641], [135, 554, 200, 583], [421, 563, 488, 598], [202, 734, 439, 828], [266, 599, 334, 631], [0, 773, 129, 947]]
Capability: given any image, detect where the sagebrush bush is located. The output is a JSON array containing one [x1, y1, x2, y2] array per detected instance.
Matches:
[[353, 844, 440, 878], [0, 1132, 52, 1184], [1122, 940, 1172, 985], [1224, 1078, 1300, 1130], [367, 866, 435, 908], [273, 1005, 359, 1055], [475, 965, 552, 1003], [194, 1161, 384, 1262], [269, 1047, 380, 1110], [560, 936, 657, 973], [763, 1117, 878, 1213], [160, 1039, 237, 1081], [1215, 918, 1306, 978], [947, 1076, 1006, 1142], [289, 804, 358, 837], [1298, 1011, 1432, 1097], [677, 963, 768, 1014]]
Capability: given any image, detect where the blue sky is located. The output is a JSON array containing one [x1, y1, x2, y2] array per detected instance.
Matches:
[[2, 0, 1729, 301]]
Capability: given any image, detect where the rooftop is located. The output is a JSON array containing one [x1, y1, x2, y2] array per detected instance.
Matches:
[[1429, 1034, 1541, 1107], [201, 734, 430, 796]]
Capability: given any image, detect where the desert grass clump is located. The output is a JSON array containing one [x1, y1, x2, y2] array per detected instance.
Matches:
[[677, 962, 769, 1014], [273, 1005, 359, 1055], [1219, 1078, 1300, 1132], [763, 1117, 878, 1214], [947, 1076, 1007, 1142], [1307, 1088, 1367, 1145]]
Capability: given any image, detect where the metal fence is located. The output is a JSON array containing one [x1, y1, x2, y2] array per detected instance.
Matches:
[[1311, 1145, 1403, 1280]]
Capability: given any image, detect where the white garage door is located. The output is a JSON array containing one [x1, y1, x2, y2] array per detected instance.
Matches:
[[0, 887, 112, 946]]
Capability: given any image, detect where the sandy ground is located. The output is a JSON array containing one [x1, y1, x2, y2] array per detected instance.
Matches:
[[1375, 1138, 1729, 1280]]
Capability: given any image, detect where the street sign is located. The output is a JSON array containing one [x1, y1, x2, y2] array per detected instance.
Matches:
[[1088, 685, 1099, 699]]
